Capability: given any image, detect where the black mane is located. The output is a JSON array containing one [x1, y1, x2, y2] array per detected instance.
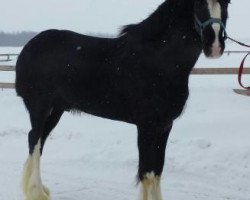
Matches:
[[120, 0, 195, 40]]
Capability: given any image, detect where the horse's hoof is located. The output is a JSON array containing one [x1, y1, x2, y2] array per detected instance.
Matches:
[[25, 185, 50, 200], [43, 185, 50, 196]]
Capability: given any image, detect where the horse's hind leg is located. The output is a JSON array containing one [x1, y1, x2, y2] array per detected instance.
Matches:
[[137, 121, 173, 200], [22, 97, 54, 200], [22, 139, 49, 200], [40, 106, 64, 154]]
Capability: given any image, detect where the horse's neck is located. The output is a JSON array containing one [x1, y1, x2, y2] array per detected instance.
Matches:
[[134, 0, 195, 39]]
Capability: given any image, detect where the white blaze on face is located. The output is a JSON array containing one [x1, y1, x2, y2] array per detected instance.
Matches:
[[206, 0, 222, 57]]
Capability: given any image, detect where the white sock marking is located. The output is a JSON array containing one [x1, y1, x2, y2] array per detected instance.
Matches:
[[140, 172, 162, 200], [22, 139, 50, 200]]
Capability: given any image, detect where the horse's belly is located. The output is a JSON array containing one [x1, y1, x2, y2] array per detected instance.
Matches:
[[65, 92, 134, 123]]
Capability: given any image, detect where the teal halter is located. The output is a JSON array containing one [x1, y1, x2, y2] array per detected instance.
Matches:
[[194, 15, 227, 40]]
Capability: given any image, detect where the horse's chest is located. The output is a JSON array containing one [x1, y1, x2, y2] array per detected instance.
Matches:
[[132, 80, 189, 121]]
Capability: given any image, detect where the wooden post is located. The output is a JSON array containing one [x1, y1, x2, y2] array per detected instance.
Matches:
[[192, 68, 250, 75], [0, 65, 15, 71], [0, 83, 15, 89]]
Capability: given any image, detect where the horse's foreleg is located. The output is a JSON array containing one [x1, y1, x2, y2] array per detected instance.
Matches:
[[137, 122, 173, 200]]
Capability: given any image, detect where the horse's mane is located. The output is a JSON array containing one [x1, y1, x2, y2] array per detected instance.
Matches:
[[120, 0, 194, 39]]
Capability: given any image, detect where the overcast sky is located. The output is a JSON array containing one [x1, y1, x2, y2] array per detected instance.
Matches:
[[1, 0, 250, 39]]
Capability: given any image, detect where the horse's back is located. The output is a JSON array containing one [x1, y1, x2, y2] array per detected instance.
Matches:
[[15, 29, 129, 119], [16, 29, 113, 97]]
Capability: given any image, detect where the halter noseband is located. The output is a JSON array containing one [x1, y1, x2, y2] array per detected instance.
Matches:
[[194, 15, 227, 40]]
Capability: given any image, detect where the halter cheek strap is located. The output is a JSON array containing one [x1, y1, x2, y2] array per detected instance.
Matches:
[[194, 15, 227, 40]]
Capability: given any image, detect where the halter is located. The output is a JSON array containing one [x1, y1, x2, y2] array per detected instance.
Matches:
[[195, 14, 250, 90], [194, 15, 227, 40]]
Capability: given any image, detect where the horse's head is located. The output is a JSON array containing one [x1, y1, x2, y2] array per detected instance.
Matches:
[[194, 0, 230, 58]]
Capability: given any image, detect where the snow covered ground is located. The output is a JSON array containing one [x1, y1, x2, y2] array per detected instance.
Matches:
[[1, 47, 250, 200], [1, 74, 250, 200]]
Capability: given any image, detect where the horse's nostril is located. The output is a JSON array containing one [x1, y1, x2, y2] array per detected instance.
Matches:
[[212, 41, 221, 49], [211, 46, 222, 57]]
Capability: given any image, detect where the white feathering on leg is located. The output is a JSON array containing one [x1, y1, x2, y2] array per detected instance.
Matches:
[[22, 139, 50, 200], [139, 172, 162, 200]]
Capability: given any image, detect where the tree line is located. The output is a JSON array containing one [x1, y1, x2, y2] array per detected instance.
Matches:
[[0, 31, 37, 47], [0, 31, 114, 47]]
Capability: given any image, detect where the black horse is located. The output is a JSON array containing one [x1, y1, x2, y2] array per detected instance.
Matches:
[[16, 0, 230, 199]]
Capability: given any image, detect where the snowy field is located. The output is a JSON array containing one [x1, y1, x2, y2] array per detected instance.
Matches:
[[1, 0, 250, 200], [1, 47, 250, 200], [1, 75, 250, 200]]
